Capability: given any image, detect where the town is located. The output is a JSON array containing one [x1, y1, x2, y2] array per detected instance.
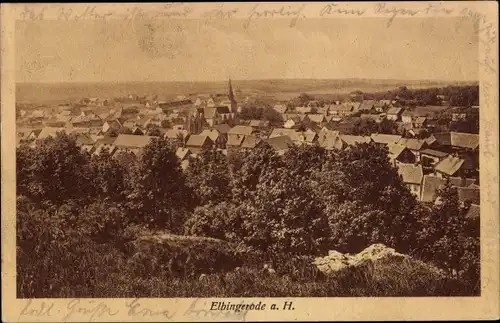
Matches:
[[16, 80, 480, 211]]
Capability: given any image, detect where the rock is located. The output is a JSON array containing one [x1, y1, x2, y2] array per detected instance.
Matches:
[[312, 243, 408, 275]]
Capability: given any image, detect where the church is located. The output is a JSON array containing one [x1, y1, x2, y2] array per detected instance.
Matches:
[[188, 79, 238, 130], [203, 78, 238, 113]]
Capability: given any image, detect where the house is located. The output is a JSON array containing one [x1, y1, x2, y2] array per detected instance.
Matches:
[[69, 128, 91, 136], [420, 149, 450, 167], [297, 131, 318, 145], [75, 133, 96, 153], [206, 97, 216, 108], [284, 119, 296, 129], [374, 101, 387, 112], [387, 143, 416, 166], [214, 123, 231, 135], [36, 127, 65, 140], [448, 177, 477, 188], [386, 107, 403, 121], [102, 120, 122, 134], [226, 134, 246, 149], [44, 118, 66, 127], [204, 106, 232, 126], [199, 129, 220, 142], [307, 100, 321, 108], [159, 99, 193, 113], [360, 114, 385, 123], [185, 135, 214, 153], [131, 127, 144, 136], [17, 128, 37, 143], [434, 155, 466, 177], [273, 104, 288, 114], [413, 116, 427, 128], [319, 134, 344, 150], [359, 100, 375, 111], [420, 175, 446, 203], [296, 106, 312, 114], [176, 147, 191, 161], [113, 134, 157, 156], [307, 114, 326, 124], [318, 127, 340, 143], [228, 125, 253, 137], [340, 135, 372, 147], [282, 113, 305, 122], [269, 128, 300, 142], [248, 120, 270, 129], [240, 135, 263, 150], [265, 135, 294, 155], [397, 163, 424, 197], [401, 110, 414, 124], [370, 133, 402, 145], [71, 113, 103, 128], [200, 129, 227, 149], [316, 107, 328, 115], [122, 120, 136, 129], [164, 129, 189, 141], [465, 204, 480, 220], [457, 187, 480, 205], [328, 103, 355, 117], [397, 138, 427, 161], [452, 112, 467, 122], [431, 132, 479, 151], [92, 137, 117, 156]]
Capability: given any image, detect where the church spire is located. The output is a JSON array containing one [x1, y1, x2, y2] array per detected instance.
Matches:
[[228, 78, 235, 102]]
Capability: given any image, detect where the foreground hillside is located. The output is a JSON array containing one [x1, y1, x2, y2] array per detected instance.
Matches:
[[18, 223, 473, 298]]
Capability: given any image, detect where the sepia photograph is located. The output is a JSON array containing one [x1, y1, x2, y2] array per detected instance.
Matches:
[[2, 2, 499, 322]]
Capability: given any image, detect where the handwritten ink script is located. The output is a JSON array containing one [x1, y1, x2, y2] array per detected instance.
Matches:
[[18, 298, 298, 321], [19, 4, 194, 21], [244, 4, 306, 29]]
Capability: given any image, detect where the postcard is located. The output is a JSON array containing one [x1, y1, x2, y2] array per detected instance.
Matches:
[[1, 2, 499, 322]]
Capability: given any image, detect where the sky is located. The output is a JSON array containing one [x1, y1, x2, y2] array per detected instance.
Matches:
[[16, 17, 479, 83]]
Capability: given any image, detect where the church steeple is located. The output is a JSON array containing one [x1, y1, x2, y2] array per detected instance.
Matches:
[[228, 78, 237, 113], [228, 78, 235, 102]]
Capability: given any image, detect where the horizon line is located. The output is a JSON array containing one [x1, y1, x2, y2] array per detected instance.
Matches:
[[16, 77, 479, 85]]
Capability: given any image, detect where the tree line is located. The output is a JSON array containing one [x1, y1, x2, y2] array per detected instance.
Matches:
[[16, 133, 479, 294]]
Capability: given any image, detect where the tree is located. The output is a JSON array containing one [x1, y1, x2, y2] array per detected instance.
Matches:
[[146, 124, 162, 136], [16, 133, 93, 205], [125, 137, 194, 231], [240, 167, 331, 255], [229, 145, 284, 202], [317, 143, 419, 253], [262, 107, 282, 124], [89, 149, 127, 201], [185, 149, 231, 206], [238, 106, 263, 120], [184, 201, 243, 241], [107, 127, 119, 137], [415, 181, 479, 286], [283, 144, 327, 178], [160, 119, 171, 129]]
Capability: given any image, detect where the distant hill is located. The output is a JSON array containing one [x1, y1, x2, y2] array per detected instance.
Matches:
[[16, 79, 478, 104]]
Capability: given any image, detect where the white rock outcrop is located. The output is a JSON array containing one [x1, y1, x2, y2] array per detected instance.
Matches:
[[313, 244, 408, 275]]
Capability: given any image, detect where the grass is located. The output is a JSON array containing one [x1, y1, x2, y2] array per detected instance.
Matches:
[[17, 230, 477, 298]]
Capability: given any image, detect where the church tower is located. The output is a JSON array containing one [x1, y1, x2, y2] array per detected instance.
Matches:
[[228, 78, 237, 113]]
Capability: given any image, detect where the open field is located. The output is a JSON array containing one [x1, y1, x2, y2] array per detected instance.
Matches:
[[16, 79, 478, 105]]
